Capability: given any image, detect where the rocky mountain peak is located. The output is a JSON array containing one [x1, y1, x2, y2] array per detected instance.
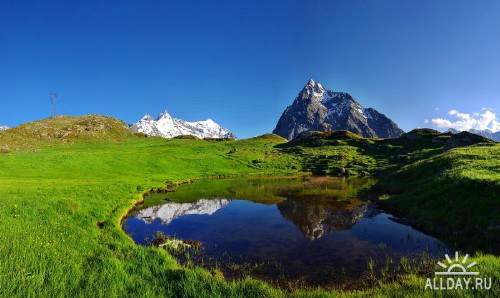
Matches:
[[300, 79, 325, 101], [306, 78, 324, 90], [273, 80, 404, 140]]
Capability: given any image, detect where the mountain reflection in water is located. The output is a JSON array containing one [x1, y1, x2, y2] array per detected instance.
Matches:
[[134, 196, 367, 240], [123, 177, 447, 289], [136, 199, 230, 225], [277, 198, 367, 240]]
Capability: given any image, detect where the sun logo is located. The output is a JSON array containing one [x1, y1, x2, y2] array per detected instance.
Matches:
[[435, 251, 479, 276]]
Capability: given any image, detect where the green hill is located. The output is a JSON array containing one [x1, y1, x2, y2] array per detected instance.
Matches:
[[0, 115, 134, 152], [376, 143, 500, 249], [0, 115, 498, 297], [277, 128, 494, 176]]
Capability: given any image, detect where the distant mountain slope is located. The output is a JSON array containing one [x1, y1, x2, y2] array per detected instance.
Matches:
[[131, 111, 235, 139], [273, 79, 404, 140], [0, 126, 9, 131], [448, 128, 500, 142], [471, 129, 500, 141]]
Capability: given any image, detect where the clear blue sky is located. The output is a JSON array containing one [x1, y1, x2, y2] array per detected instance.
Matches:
[[1, 0, 500, 137]]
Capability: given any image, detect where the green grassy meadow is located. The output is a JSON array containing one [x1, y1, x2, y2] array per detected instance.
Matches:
[[0, 116, 498, 297]]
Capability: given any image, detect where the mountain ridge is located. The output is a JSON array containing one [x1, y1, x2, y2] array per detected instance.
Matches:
[[273, 79, 404, 140], [131, 111, 235, 139], [448, 128, 500, 142]]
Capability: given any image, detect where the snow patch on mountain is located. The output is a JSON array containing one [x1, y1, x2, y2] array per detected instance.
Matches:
[[131, 111, 235, 139], [0, 126, 9, 132]]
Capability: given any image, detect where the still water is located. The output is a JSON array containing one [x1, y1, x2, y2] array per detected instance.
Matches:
[[123, 177, 448, 288]]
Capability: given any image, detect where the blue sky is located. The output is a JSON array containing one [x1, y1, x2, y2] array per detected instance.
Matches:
[[1, 0, 499, 137]]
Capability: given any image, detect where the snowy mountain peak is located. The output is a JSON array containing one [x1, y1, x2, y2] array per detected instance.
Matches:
[[158, 110, 173, 120], [141, 114, 154, 121], [0, 125, 9, 132], [131, 110, 235, 139], [300, 79, 325, 101]]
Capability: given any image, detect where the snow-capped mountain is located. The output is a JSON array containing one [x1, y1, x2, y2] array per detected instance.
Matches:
[[135, 199, 230, 224], [469, 129, 500, 142], [448, 128, 500, 142], [0, 126, 9, 132], [131, 111, 235, 139], [273, 79, 404, 140]]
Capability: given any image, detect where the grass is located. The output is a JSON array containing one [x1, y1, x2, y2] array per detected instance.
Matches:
[[0, 136, 296, 297], [0, 116, 498, 297], [0, 115, 133, 153], [375, 143, 500, 251]]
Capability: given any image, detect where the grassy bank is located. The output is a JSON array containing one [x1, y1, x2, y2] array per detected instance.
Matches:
[[0, 116, 498, 297], [375, 144, 500, 252], [279, 129, 500, 246], [0, 135, 297, 297]]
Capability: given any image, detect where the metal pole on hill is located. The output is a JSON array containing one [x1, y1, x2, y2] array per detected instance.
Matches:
[[49, 92, 58, 118]]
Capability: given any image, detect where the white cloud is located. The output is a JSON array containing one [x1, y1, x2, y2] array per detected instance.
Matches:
[[430, 108, 500, 132]]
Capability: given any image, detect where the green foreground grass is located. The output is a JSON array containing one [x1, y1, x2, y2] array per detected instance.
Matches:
[[0, 117, 498, 297]]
